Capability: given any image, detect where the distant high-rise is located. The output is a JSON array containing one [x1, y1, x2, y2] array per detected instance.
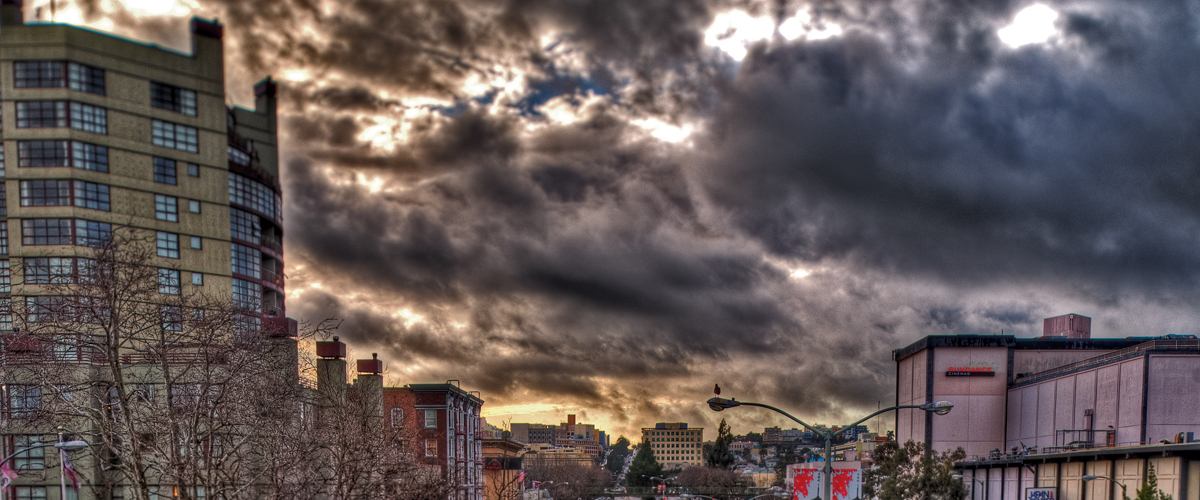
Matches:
[[641, 422, 704, 467]]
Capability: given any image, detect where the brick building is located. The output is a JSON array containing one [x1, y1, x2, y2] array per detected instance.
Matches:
[[316, 338, 484, 500]]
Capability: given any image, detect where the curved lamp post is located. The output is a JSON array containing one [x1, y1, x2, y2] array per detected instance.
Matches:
[[708, 396, 953, 500], [952, 474, 986, 499], [1083, 474, 1129, 500], [0, 440, 88, 500]]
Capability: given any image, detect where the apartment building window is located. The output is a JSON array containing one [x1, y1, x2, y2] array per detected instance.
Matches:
[[391, 408, 404, 427], [425, 439, 437, 457], [158, 269, 181, 295], [190, 236, 202, 249], [0, 144, 6, 177], [231, 243, 260, 278], [14, 60, 64, 87], [192, 273, 203, 286], [24, 257, 76, 284], [8, 386, 41, 419], [68, 62, 105, 94], [153, 157, 177, 184], [151, 82, 198, 116], [188, 163, 200, 177], [229, 208, 261, 244], [0, 260, 9, 293], [13, 487, 48, 500], [228, 146, 251, 166], [152, 120, 198, 153], [15, 101, 66, 128], [424, 409, 437, 428], [14, 101, 106, 133], [188, 200, 201, 213], [76, 219, 112, 248], [17, 140, 69, 167], [0, 225, 8, 256], [70, 102, 107, 134], [22, 219, 107, 247], [155, 194, 178, 222], [75, 181, 110, 210], [231, 279, 260, 312], [27, 296, 64, 323], [161, 305, 182, 331], [20, 180, 71, 206], [156, 232, 179, 259], [8, 438, 43, 473], [16, 141, 107, 172], [72, 142, 108, 171], [228, 173, 280, 221]]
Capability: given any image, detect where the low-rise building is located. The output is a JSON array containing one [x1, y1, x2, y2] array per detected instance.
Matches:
[[894, 313, 1200, 500]]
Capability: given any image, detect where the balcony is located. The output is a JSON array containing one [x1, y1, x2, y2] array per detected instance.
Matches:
[[262, 267, 284, 291], [261, 236, 283, 255]]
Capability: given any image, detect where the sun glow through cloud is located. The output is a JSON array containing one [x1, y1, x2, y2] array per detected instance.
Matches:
[[704, 10, 775, 61], [998, 4, 1060, 48], [778, 8, 844, 41]]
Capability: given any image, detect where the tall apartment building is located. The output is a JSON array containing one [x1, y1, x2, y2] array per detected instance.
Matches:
[[0, 0, 289, 331], [0, 3, 293, 498], [641, 422, 704, 468]]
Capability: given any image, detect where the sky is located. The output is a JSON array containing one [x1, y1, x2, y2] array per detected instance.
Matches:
[[39, 0, 1200, 441]]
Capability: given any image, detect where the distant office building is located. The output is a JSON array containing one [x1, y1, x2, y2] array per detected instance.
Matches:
[[894, 313, 1200, 500], [510, 423, 558, 445], [641, 422, 704, 467]]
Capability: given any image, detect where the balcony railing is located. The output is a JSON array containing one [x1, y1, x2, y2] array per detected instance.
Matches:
[[261, 236, 283, 255], [262, 268, 284, 290]]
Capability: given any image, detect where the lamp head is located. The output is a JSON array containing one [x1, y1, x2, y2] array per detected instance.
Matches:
[[708, 397, 741, 412], [921, 401, 954, 415], [952, 474, 964, 479], [54, 440, 88, 451], [1083, 475, 1098, 481]]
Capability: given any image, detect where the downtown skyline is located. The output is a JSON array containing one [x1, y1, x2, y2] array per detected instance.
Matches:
[[35, 0, 1200, 441]]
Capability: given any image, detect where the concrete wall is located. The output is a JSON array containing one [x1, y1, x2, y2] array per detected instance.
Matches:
[[1014, 350, 1114, 376], [930, 346, 1009, 457], [1006, 357, 1146, 450], [896, 349, 926, 446], [1145, 355, 1200, 444]]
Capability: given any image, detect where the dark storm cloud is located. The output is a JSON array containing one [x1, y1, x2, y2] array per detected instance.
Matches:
[[702, 3, 1200, 294], [94, 0, 1200, 435]]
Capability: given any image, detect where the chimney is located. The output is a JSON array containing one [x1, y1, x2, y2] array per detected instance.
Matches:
[[315, 336, 347, 408], [568, 414, 576, 425], [1043, 314, 1091, 339], [1, 0, 23, 26], [355, 353, 384, 420]]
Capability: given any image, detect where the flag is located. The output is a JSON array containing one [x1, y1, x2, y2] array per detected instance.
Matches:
[[531, 481, 541, 489], [518, 471, 525, 483], [0, 460, 17, 489], [61, 450, 80, 490]]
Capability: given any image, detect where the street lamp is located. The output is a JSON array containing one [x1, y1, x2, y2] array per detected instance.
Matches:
[[0, 440, 88, 500], [1083, 475, 1129, 500], [952, 474, 986, 499], [707, 396, 953, 500]]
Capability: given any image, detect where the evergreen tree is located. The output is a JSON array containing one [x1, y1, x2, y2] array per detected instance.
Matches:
[[706, 419, 736, 469], [774, 446, 810, 487], [862, 440, 967, 500], [1134, 463, 1171, 500], [605, 437, 632, 475], [625, 441, 664, 487]]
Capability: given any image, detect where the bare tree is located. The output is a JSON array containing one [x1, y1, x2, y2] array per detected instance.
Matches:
[[6, 229, 308, 500]]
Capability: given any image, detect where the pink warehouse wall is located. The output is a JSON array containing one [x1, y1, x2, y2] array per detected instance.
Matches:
[[1145, 355, 1200, 443], [931, 346, 1008, 457], [1006, 357, 1145, 450]]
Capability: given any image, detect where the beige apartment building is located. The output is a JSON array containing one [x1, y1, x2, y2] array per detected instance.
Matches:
[[641, 422, 704, 468], [0, 1, 292, 498]]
